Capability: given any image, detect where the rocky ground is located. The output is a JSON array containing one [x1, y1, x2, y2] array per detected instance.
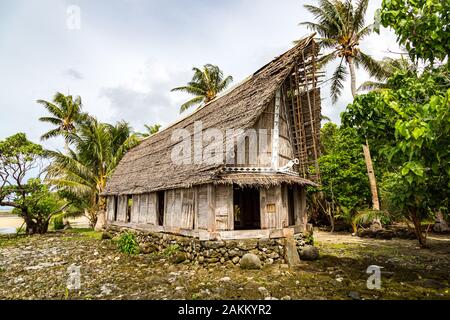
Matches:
[[0, 229, 449, 300]]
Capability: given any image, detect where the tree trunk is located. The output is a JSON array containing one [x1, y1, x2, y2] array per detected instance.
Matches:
[[410, 208, 428, 248], [348, 57, 381, 228], [348, 57, 357, 98]]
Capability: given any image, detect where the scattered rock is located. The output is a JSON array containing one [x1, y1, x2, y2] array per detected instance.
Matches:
[[348, 291, 361, 300], [239, 254, 262, 270], [298, 245, 319, 261], [258, 287, 270, 298], [219, 277, 231, 282], [171, 252, 187, 264]]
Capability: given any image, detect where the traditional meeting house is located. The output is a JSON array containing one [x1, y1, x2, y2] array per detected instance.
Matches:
[[103, 35, 322, 241]]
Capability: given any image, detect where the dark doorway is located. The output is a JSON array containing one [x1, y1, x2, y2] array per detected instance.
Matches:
[[288, 187, 296, 226], [113, 196, 118, 221], [157, 191, 165, 226], [126, 195, 132, 223], [233, 186, 261, 230]]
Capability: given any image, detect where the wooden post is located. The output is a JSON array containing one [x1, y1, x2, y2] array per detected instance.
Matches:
[[272, 89, 281, 170]]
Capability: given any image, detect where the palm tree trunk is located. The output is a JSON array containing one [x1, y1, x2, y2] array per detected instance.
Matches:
[[348, 57, 381, 224], [348, 57, 357, 97]]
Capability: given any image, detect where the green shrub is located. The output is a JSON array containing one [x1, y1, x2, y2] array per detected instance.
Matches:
[[116, 232, 139, 255], [52, 216, 65, 230], [163, 244, 180, 257]]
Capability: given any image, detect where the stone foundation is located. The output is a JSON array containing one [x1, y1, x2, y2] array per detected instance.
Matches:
[[106, 225, 313, 266]]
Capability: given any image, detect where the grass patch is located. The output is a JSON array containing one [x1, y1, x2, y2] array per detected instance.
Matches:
[[0, 234, 29, 248], [64, 228, 103, 240]]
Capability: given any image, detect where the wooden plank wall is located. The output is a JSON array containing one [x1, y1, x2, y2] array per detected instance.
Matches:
[[107, 184, 303, 233], [214, 185, 234, 231], [164, 188, 196, 230], [293, 186, 307, 230], [106, 196, 115, 221], [260, 186, 290, 229], [117, 195, 127, 222], [228, 97, 296, 169], [131, 195, 140, 223], [196, 186, 210, 230]]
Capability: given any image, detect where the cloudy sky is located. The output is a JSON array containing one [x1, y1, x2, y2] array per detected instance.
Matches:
[[0, 0, 400, 150]]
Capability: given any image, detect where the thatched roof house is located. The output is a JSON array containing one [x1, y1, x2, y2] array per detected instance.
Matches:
[[104, 34, 321, 241]]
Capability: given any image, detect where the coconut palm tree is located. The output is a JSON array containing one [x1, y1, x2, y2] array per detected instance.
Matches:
[[301, 0, 388, 217], [138, 124, 161, 138], [46, 118, 139, 227], [37, 92, 85, 152], [172, 64, 233, 113], [301, 0, 386, 102]]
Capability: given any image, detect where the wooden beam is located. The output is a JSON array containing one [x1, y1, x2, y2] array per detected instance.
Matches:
[[272, 89, 281, 170]]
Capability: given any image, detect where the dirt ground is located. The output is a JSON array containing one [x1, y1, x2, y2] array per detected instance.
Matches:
[[0, 229, 448, 300]]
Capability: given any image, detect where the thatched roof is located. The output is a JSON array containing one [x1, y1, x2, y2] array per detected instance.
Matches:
[[104, 35, 319, 196]]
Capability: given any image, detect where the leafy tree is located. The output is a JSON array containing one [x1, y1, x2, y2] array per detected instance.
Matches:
[[343, 67, 450, 247], [37, 92, 86, 152], [171, 64, 233, 113], [318, 123, 372, 231], [0, 134, 67, 234], [380, 0, 450, 64], [46, 119, 139, 227]]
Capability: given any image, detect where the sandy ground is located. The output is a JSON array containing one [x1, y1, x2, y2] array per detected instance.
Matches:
[[0, 213, 90, 234]]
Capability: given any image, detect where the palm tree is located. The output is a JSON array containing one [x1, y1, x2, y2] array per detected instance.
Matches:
[[138, 124, 161, 138], [37, 92, 85, 152], [172, 64, 233, 113], [301, 0, 386, 218], [358, 56, 415, 91], [301, 0, 386, 102], [46, 118, 139, 227]]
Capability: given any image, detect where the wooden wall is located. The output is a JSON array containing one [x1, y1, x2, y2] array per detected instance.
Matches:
[[226, 96, 296, 169], [260, 186, 288, 229], [106, 184, 307, 233]]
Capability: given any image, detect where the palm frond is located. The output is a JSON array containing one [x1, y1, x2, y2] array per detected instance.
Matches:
[[355, 51, 388, 81], [330, 59, 348, 104], [353, 209, 390, 226], [180, 96, 205, 113], [357, 81, 388, 92]]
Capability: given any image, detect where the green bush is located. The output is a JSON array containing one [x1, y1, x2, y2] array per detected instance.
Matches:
[[116, 232, 139, 255], [163, 244, 180, 257], [52, 216, 65, 230]]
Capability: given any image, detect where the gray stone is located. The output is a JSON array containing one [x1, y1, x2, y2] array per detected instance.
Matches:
[[202, 241, 226, 249], [267, 252, 280, 259], [237, 240, 258, 251], [258, 287, 270, 298], [347, 291, 361, 300], [239, 253, 262, 270], [298, 245, 319, 261]]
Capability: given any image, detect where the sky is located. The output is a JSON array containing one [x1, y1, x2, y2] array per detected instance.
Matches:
[[0, 0, 400, 151]]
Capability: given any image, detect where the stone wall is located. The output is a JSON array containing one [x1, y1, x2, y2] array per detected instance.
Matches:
[[106, 225, 313, 266]]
